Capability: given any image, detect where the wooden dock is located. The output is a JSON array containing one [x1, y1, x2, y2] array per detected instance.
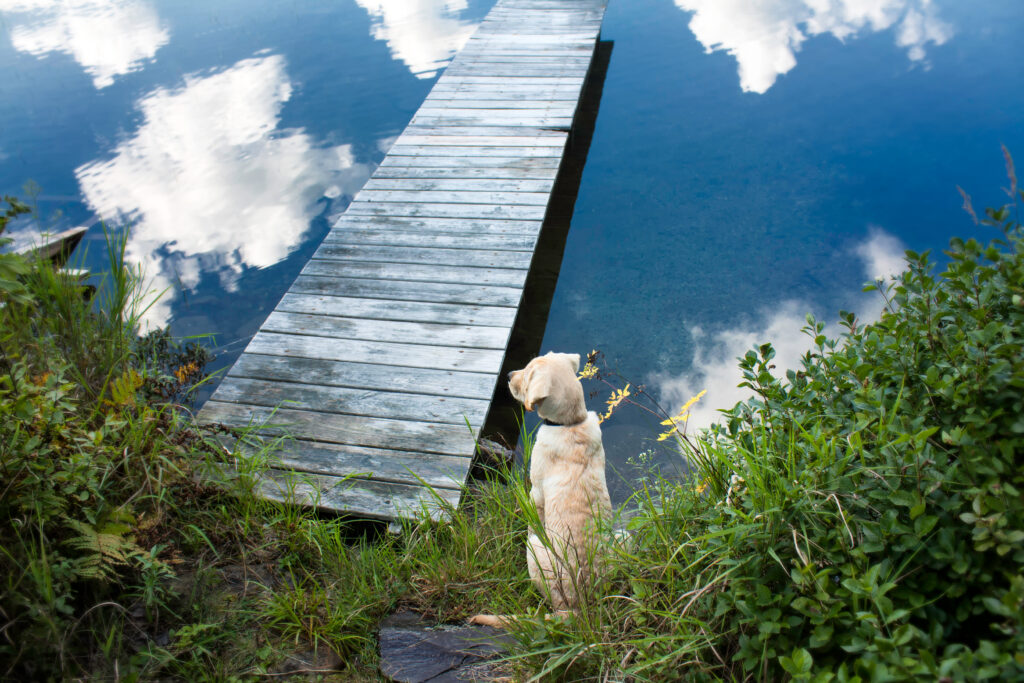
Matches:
[[198, 0, 608, 520]]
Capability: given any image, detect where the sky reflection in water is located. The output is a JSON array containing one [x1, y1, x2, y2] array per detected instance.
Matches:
[[1, 0, 1022, 500], [1, 0, 488, 337], [2, 0, 169, 88]]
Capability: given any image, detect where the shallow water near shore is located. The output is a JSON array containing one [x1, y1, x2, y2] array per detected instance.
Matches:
[[1, 0, 1022, 503]]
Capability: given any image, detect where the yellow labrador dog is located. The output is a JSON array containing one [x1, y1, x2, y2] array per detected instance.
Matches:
[[471, 352, 611, 625]]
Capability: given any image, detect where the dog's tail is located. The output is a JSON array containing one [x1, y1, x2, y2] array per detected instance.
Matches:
[[467, 614, 516, 629]]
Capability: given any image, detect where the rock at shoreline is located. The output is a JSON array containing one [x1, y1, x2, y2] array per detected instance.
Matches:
[[379, 611, 514, 682]]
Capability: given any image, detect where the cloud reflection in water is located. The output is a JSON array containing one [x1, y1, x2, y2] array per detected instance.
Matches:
[[75, 53, 371, 329], [354, 0, 478, 79], [655, 229, 907, 431], [0, 0, 170, 88], [674, 0, 953, 93]]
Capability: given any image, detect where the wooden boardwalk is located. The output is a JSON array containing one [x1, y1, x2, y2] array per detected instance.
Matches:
[[198, 0, 607, 520]]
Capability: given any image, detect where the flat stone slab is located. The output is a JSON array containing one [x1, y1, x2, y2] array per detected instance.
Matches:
[[379, 611, 515, 682]]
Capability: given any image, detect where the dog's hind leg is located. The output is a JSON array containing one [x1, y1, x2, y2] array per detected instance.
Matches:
[[528, 533, 574, 610]]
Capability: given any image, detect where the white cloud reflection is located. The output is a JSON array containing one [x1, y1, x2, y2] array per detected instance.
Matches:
[[1, 0, 169, 89], [674, 0, 953, 93], [354, 0, 478, 79], [76, 53, 370, 328], [655, 229, 907, 431]]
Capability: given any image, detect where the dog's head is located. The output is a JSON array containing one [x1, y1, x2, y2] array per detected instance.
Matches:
[[508, 352, 587, 425]]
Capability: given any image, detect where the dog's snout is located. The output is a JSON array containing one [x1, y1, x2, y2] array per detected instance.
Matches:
[[507, 370, 515, 380]]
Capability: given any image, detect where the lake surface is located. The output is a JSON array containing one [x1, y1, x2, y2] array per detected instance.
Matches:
[[2, 0, 1022, 501]]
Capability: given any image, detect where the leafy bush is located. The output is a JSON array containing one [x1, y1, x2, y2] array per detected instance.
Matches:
[[696, 178, 1024, 680], [0, 224, 218, 677], [512, 167, 1024, 681]]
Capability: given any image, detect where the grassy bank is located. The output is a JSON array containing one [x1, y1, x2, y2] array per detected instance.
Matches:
[[2, 164, 1023, 681], [0, 202, 539, 679]]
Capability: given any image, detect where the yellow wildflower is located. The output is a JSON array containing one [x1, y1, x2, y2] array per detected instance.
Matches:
[[599, 383, 631, 423], [578, 349, 599, 379], [657, 389, 707, 441], [174, 361, 199, 384]]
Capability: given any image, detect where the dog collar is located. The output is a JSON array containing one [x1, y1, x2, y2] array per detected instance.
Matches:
[[542, 418, 586, 427]]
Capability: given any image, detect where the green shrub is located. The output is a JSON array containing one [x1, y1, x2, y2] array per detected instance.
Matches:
[[513, 168, 1024, 681], [696, 183, 1024, 680], [0, 222, 218, 677]]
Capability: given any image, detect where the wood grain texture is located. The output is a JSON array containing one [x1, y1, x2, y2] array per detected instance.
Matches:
[[210, 377, 488, 427], [238, 331, 507, 374], [322, 228, 537, 251], [227, 351, 499, 399], [218, 435, 470, 491], [289, 274, 523, 307], [330, 214, 543, 236], [254, 468, 462, 521], [313, 242, 534, 268], [260, 311, 510, 350], [200, 401, 479, 455], [345, 200, 547, 220], [302, 259, 530, 288], [275, 292, 518, 327], [362, 177, 555, 194]]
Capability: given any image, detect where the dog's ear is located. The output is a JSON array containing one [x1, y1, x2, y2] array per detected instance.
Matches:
[[565, 353, 581, 373], [523, 368, 551, 412]]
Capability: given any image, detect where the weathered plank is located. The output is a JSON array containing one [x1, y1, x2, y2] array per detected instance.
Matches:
[[435, 76, 585, 87], [424, 91, 582, 103], [289, 275, 523, 307], [254, 468, 462, 521], [345, 200, 547, 220], [221, 435, 469, 491], [201, 402, 479, 455], [355, 189, 552, 206], [414, 98, 581, 110], [386, 144, 563, 157], [370, 165, 559, 181], [239, 331, 507, 375], [303, 259, 529, 288], [401, 125, 568, 138], [229, 351, 499, 399], [409, 116, 574, 129], [323, 228, 537, 251], [331, 214, 542, 236], [276, 292, 517, 327], [211, 377, 488, 427], [261, 311, 510, 350], [361, 177, 555, 194], [411, 107, 576, 119], [314, 242, 534, 268]]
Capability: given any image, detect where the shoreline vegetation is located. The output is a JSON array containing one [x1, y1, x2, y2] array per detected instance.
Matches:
[[2, 160, 1023, 680]]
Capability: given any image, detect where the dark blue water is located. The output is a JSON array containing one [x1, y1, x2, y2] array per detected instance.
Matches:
[[2, 0, 1021, 498]]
